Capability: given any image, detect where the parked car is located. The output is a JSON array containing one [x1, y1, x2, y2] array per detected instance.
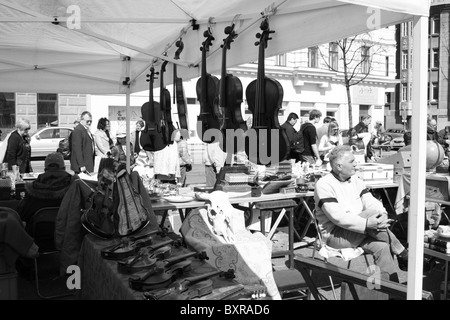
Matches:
[[375, 128, 406, 151], [29, 126, 73, 158]]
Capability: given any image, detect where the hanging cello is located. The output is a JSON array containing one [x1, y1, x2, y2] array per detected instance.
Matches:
[[196, 28, 221, 143], [140, 67, 167, 152], [173, 39, 189, 140], [245, 17, 290, 165], [218, 24, 247, 153], [159, 58, 175, 144]]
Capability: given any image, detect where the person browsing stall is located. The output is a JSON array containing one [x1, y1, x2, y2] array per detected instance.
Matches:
[[2, 118, 31, 173], [70, 111, 95, 174], [204, 141, 227, 188], [314, 145, 408, 280], [281, 112, 299, 161], [299, 109, 322, 166], [318, 121, 343, 163], [94, 117, 113, 158], [174, 129, 193, 187], [132, 120, 145, 156], [111, 127, 136, 169]]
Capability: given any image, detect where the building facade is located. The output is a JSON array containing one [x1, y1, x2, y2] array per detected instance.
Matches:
[[397, 0, 450, 132]]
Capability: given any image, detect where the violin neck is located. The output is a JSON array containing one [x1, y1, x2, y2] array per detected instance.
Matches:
[[149, 74, 154, 103], [220, 44, 227, 110], [201, 48, 207, 104], [255, 37, 266, 124]]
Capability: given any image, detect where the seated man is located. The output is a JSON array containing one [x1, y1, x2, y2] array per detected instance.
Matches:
[[17, 152, 73, 227], [314, 145, 408, 281]]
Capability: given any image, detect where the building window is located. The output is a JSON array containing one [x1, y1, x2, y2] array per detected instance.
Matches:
[[401, 22, 408, 37], [385, 56, 389, 76], [0, 92, 15, 129], [431, 17, 440, 35], [308, 47, 318, 68], [37, 93, 58, 127], [432, 82, 439, 101], [329, 42, 339, 71], [401, 51, 408, 70], [401, 84, 408, 101], [361, 46, 370, 74], [275, 53, 286, 66], [432, 48, 439, 69]]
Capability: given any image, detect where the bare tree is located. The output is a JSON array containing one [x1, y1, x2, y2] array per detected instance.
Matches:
[[319, 34, 385, 128]]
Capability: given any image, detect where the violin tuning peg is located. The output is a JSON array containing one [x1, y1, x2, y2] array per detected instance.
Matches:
[[255, 41, 260, 46], [256, 33, 261, 38]]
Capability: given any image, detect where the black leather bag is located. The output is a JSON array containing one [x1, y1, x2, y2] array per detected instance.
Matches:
[[80, 170, 116, 239], [185, 164, 192, 172]]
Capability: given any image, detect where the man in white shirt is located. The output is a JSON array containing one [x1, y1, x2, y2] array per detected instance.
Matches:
[[314, 145, 408, 280]]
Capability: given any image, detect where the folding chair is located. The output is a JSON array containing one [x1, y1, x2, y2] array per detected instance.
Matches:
[[27, 207, 74, 299], [305, 208, 371, 300]]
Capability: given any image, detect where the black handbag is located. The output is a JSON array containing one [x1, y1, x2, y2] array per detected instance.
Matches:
[[185, 164, 192, 172]]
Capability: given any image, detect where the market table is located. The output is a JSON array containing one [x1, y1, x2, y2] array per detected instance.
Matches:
[[151, 191, 317, 268], [77, 232, 240, 300]]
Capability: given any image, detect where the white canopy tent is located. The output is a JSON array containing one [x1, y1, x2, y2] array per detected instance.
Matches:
[[0, 0, 431, 299]]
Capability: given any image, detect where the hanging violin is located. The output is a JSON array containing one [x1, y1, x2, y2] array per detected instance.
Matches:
[[160, 59, 175, 144], [140, 67, 167, 152], [219, 24, 247, 153], [245, 17, 290, 165], [196, 28, 221, 143], [173, 39, 189, 139]]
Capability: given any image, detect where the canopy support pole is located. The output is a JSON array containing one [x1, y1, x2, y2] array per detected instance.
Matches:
[[407, 15, 428, 300], [124, 57, 131, 172]]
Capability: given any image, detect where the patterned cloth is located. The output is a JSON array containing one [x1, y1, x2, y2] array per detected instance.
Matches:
[[181, 205, 281, 300]]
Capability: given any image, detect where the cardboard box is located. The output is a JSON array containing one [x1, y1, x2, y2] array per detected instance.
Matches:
[[356, 163, 394, 185]]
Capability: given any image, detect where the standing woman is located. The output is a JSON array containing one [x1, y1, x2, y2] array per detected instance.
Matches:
[[174, 129, 192, 187], [3, 118, 31, 173], [318, 121, 343, 163], [94, 117, 113, 158]]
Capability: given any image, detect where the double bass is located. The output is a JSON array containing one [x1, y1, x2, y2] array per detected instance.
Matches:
[[140, 67, 167, 152], [196, 28, 221, 143], [219, 24, 247, 153], [245, 18, 290, 165], [173, 39, 189, 139], [160, 59, 175, 144]]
